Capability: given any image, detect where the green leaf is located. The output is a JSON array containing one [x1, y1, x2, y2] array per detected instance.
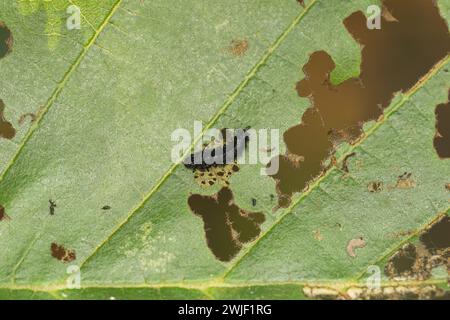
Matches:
[[0, 0, 448, 299]]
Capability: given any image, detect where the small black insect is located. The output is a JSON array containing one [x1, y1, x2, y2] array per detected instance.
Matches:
[[251, 198, 257, 207], [49, 200, 57, 215], [102, 205, 111, 210], [183, 127, 251, 172]]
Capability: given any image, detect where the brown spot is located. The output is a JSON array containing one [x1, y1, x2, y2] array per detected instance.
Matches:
[[391, 229, 415, 238], [184, 127, 249, 172], [395, 172, 416, 189], [227, 39, 248, 57], [385, 243, 422, 279], [188, 187, 265, 262], [0, 99, 15, 140], [367, 181, 383, 193], [0, 21, 13, 59], [346, 237, 366, 258], [445, 183, 450, 191], [433, 90, 450, 159], [342, 152, 356, 173], [297, 0, 305, 8], [268, 0, 450, 208], [0, 205, 10, 221], [50, 243, 76, 263], [419, 215, 450, 254]]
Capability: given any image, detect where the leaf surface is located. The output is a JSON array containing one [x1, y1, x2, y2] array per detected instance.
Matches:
[[0, 0, 449, 299]]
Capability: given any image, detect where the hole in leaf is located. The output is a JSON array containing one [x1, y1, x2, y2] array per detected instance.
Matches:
[[0, 21, 12, 59], [0, 205, 10, 221], [367, 181, 383, 192], [433, 90, 450, 159], [0, 99, 16, 140], [268, 0, 450, 208], [419, 215, 450, 254]]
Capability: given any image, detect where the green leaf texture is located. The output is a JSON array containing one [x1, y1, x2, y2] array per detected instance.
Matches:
[[0, 0, 449, 299]]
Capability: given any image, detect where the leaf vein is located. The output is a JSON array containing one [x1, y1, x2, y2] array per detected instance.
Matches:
[[0, 0, 124, 183], [77, 0, 319, 271]]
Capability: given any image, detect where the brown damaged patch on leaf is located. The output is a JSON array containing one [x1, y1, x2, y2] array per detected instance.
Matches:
[[384, 243, 431, 280], [268, 0, 450, 208], [0, 99, 15, 140], [227, 39, 248, 57], [194, 163, 240, 188], [390, 229, 415, 238], [381, 5, 398, 22], [367, 181, 383, 193], [304, 284, 449, 300], [419, 215, 450, 255], [50, 243, 76, 263], [385, 215, 449, 280], [302, 286, 344, 300], [49, 200, 57, 215], [296, 0, 305, 8], [433, 90, 450, 159], [304, 285, 449, 300], [0, 205, 11, 221], [0, 21, 13, 59], [445, 183, 450, 192], [395, 172, 416, 189], [188, 187, 265, 262]]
